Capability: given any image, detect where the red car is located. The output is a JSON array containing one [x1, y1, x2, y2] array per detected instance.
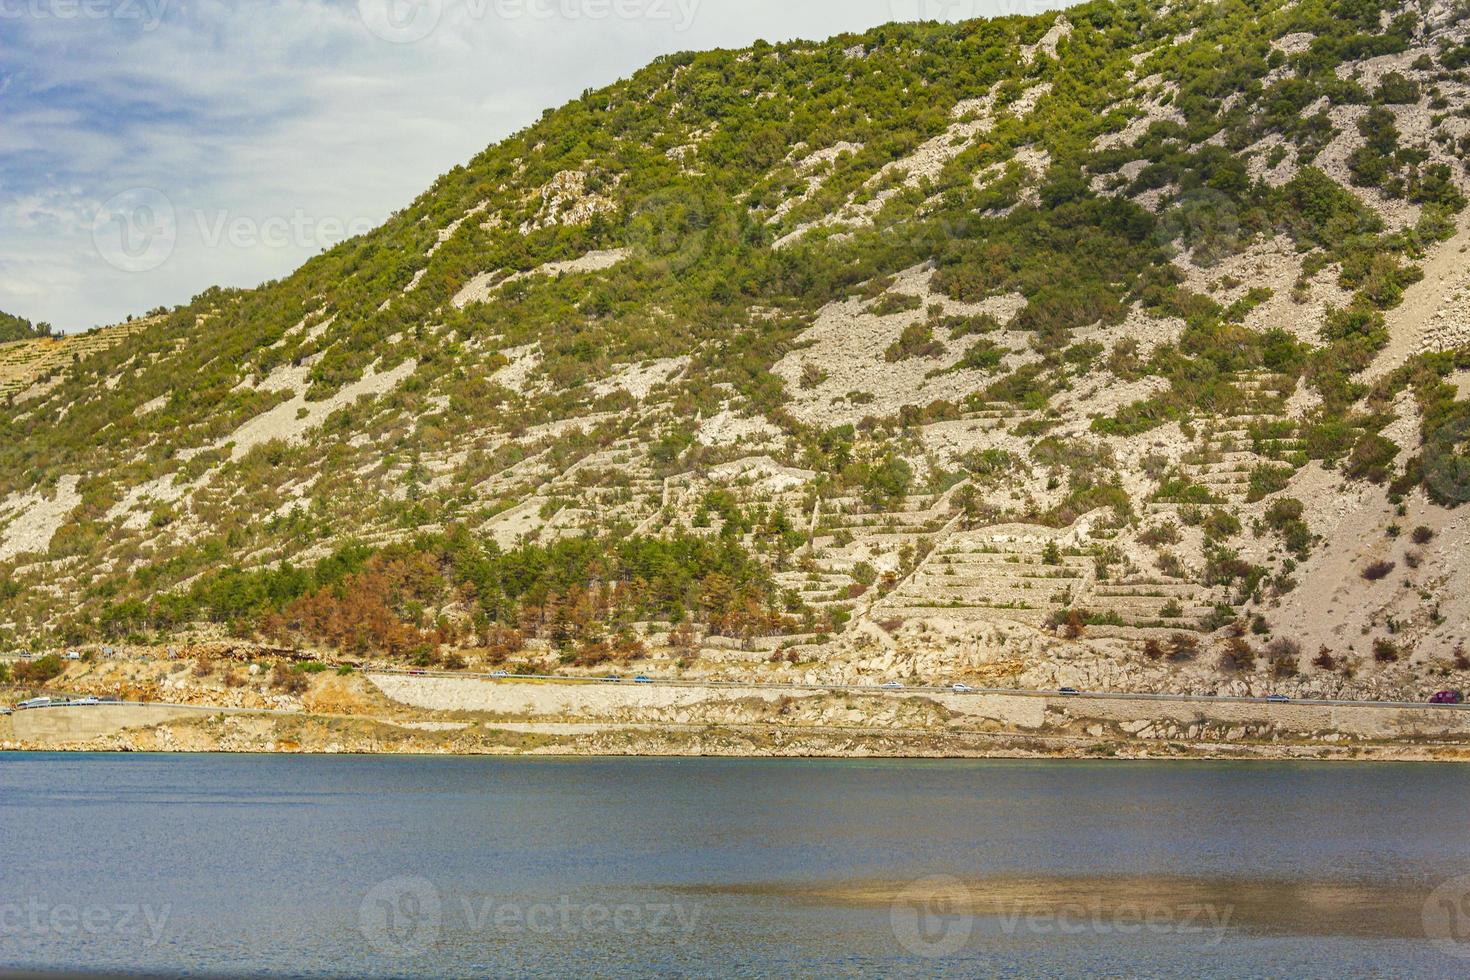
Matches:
[[1430, 690, 1464, 705]]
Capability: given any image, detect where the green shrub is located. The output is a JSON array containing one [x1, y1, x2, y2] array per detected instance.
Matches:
[[885, 323, 944, 362], [1203, 509, 1242, 541], [1279, 168, 1382, 247], [1092, 399, 1178, 437], [1375, 72, 1419, 104], [1246, 464, 1294, 502], [1344, 432, 1399, 483], [953, 339, 1004, 372], [869, 292, 922, 316], [1264, 498, 1304, 528]]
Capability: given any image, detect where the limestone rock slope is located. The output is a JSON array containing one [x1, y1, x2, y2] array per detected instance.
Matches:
[[3, 0, 1470, 698]]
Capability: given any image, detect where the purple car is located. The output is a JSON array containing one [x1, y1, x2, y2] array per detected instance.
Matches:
[[1430, 690, 1464, 705]]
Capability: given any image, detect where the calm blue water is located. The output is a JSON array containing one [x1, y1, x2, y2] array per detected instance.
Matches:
[[1, 755, 1468, 977]]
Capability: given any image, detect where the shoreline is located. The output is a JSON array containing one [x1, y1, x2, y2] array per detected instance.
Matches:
[[5, 713, 1469, 762], [7, 662, 1470, 762], [5, 746, 1470, 762]]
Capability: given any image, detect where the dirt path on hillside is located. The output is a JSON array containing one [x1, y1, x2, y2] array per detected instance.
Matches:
[[1364, 215, 1470, 382]]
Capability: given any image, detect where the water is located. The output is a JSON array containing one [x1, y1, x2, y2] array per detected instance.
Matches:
[[1, 754, 1468, 977]]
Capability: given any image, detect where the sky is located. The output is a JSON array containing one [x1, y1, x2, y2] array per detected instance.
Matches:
[[0, 0, 1066, 332]]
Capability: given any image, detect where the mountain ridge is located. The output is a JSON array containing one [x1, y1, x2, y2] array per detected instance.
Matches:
[[3, 0, 1470, 699]]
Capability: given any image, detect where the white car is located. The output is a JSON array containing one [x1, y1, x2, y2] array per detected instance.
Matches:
[[879, 681, 904, 690], [76, 697, 101, 706], [952, 684, 974, 693], [490, 671, 510, 679], [17, 697, 52, 710]]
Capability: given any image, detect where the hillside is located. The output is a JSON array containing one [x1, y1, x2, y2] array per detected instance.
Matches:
[[3, 0, 1470, 699], [0, 311, 54, 345]]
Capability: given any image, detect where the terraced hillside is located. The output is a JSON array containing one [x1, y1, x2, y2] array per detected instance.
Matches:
[[0, 319, 156, 401], [3, 0, 1470, 699]]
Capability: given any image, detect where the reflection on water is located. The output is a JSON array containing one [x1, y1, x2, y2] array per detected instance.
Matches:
[[1, 755, 1468, 977], [696, 874, 1438, 938]]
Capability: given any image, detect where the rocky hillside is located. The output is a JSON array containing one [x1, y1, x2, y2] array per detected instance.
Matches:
[[3, 0, 1470, 697]]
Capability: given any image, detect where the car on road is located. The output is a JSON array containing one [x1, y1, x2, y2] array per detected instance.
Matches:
[[409, 669, 427, 677], [634, 676, 653, 684], [952, 684, 974, 693], [1265, 694, 1291, 703], [16, 697, 53, 710], [602, 675, 622, 683], [75, 697, 101, 706], [0, 706, 11, 716], [878, 681, 904, 690], [490, 671, 510, 678], [1058, 687, 1082, 697], [1430, 690, 1465, 705]]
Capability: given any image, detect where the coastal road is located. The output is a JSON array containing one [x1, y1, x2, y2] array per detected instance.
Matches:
[[5, 671, 1464, 728], [7, 676, 1470, 754], [6, 665, 1465, 714], [359, 668, 1469, 712], [4, 651, 1460, 713]]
